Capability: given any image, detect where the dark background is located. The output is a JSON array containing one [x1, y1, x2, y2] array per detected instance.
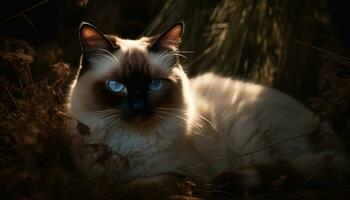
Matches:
[[1, 0, 349, 85], [1, 1, 350, 199], [0, 0, 162, 65], [1, 0, 350, 128]]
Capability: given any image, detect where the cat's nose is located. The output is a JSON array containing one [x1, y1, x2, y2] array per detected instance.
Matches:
[[130, 100, 145, 112]]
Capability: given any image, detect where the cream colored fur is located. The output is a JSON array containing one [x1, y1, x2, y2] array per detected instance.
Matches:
[[66, 39, 348, 189]]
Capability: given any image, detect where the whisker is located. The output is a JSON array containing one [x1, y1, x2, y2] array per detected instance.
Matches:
[[178, 50, 195, 54], [91, 108, 120, 113], [155, 113, 167, 120], [104, 116, 121, 129], [157, 110, 187, 121], [156, 112, 187, 130], [86, 109, 121, 117], [84, 109, 122, 129], [172, 52, 187, 59], [157, 107, 218, 133], [157, 111, 215, 141]]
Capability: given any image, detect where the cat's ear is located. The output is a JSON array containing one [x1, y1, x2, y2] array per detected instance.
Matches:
[[149, 22, 184, 52], [79, 22, 114, 52]]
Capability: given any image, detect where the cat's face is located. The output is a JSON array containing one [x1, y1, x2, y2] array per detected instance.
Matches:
[[69, 22, 189, 131]]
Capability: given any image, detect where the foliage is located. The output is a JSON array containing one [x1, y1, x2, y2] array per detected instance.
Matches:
[[0, 0, 350, 199]]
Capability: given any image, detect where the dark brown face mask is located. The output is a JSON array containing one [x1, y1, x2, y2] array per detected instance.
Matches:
[[77, 22, 185, 123]]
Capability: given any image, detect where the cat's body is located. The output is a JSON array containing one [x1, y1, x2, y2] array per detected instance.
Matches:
[[66, 22, 348, 193]]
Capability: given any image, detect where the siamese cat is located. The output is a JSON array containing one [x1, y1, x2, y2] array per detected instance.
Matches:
[[66, 21, 348, 195]]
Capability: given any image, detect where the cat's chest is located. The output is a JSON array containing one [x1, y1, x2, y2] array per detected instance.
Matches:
[[87, 127, 188, 181], [71, 120, 221, 182]]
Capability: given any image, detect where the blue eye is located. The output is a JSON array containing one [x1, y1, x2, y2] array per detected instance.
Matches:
[[106, 80, 124, 92], [148, 79, 164, 91]]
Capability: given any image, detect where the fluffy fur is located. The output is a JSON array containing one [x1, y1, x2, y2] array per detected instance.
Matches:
[[66, 22, 349, 192]]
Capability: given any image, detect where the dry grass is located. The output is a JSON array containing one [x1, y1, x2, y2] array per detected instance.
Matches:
[[146, 0, 343, 103], [0, 38, 121, 200], [1, 38, 350, 199], [309, 56, 350, 147], [0, 38, 75, 199], [0, 38, 196, 200], [146, 0, 298, 83], [0, 0, 350, 198]]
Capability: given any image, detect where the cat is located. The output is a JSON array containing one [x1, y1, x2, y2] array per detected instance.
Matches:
[[66, 21, 349, 196]]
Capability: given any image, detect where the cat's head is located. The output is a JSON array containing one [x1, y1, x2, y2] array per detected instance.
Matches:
[[68, 22, 194, 132]]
